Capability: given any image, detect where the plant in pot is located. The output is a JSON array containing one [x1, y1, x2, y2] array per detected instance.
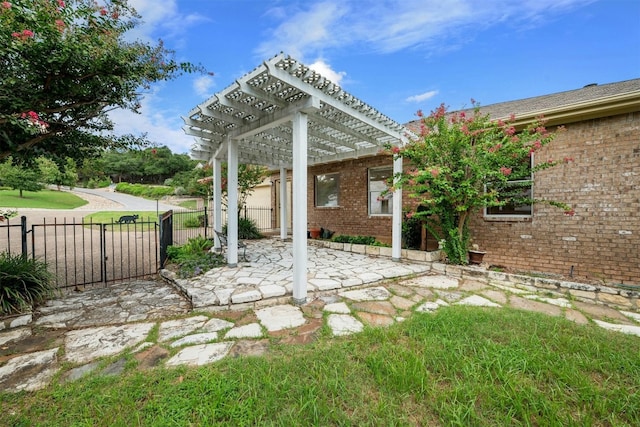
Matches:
[[468, 244, 486, 265], [385, 102, 574, 265]]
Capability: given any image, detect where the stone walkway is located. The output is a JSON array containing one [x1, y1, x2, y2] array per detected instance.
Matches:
[[2, 240, 640, 393]]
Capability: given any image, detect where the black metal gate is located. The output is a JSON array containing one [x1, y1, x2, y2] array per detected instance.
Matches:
[[1, 216, 161, 290]]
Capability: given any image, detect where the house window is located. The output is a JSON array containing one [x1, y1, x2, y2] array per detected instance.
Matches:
[[485, 157, 533, 218], [369, 167, 393, 215], [485, 182, 533, 217], [315, 173, 340, 207]]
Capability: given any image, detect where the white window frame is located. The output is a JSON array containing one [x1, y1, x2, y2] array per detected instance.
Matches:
[[368, 166, 393, 216]]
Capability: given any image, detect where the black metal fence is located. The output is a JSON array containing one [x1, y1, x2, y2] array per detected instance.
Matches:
[[1, 216, 159, 290], [0, 205, 273, 290], [171, 206, 273, 246]]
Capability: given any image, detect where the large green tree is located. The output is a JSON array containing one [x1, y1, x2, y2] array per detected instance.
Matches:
[[0, 0, 209, 162]]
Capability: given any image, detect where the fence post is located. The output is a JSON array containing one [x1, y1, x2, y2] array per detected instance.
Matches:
[[20, 215, 27, 257], [101, 224, 108, 284], [204, 206, 208, 239], [243, 205, 247, 220]]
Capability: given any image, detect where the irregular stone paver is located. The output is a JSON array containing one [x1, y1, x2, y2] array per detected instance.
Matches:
[[256, 305, 306, 332], [202, 318, 234, 332], [9, 314, 32, 328], [64, 323, 154, 364], [621, 311, 640, 323], [525, 295, 572, 308], [228, 339, 270, 358], [324, 302, 351, 314], [594, 320, 640, 337], [479, 289, 508, 305], [225, 323, 263, 339], [166, 342, 234, 367], [327, 314, 364, 336], [357, 312, 395, 327], [415, 299, 449, 313], [352, 301, 396, 316], [62, 361, 100, 383], [573, 301, 632, 323], [158, 316, 209, 342], [565, 309, 589, 325], [509, 296, 561, 317], [0, 327, 32, 346], [457, 295, 501, 308], [0, 348, 59, 393], [171, 333, 218, 347], [389, 295, 416, 310], [309, 278, 342, 291], [259, 284, 286, 298], [231, 289, 262, 304], [339, 287, 391, 301], [407, 275, 459, 289]]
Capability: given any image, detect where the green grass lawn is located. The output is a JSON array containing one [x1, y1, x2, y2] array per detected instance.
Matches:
[[0, 190, 87, 209], [3, 307, 639, 426], [177, 199, 199, 210]]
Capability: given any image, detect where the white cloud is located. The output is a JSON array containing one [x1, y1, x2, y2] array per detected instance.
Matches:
[[108, 90, 195, 155], [257, 0, 595, 57], [406, 90, 439, 103], [126, 0, 209, 43], [193, 75, 216, 97], [308, 59, 346, 85]]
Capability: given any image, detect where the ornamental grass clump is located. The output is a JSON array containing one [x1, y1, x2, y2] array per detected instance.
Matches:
[[0, 252, 56, 315], [387, 102, 573, 264]]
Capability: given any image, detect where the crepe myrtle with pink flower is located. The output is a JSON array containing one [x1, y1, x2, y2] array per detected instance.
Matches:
[[384, 101, 574, 265]]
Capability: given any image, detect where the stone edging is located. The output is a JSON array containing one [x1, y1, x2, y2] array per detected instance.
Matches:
[[0, 313, 33, 331], [309, 239, 639, 311]]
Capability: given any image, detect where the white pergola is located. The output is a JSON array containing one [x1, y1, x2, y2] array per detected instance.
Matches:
[[184, 53, 410, 304]]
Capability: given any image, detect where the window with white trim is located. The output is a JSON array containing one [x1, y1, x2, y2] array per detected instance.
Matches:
[[368, 166, 393, 215], [315, 173, 340, 207], [484, 157, 533, 218]]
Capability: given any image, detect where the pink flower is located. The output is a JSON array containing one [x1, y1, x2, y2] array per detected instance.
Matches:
[[504, 126, 516, 136], [500, 167, 512, 176], [459, 111, 466, 119], [100, 8, 107, 15], [11, 32, 20, 38], [564, 208, 575, 216], [57, 0, 65, 7], [1, 2, 10, 9], [509, 113, 516, 122], [22, 29, 34, 37], [488, 143, 502, 153], [563, 156, 574, 163], [55, 19, 65, 31], [430, 168, 439, 178], [496, 119, 505, 127], [416, 109, 423, 118], [391, 146, 400, 154], [406, 212, 414, 219], [547, 159, 554, 164], [461, 124, 469, 135], [533, 140, 542, 150]]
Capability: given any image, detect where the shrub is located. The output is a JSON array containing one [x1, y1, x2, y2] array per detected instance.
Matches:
[[0, 252, 56, 315], [115, 182, 173, 199], [331, 235, 377, 245], [183, 216, 202, 228], [223, 217, 263, 240], [166, 236, 222, 278]]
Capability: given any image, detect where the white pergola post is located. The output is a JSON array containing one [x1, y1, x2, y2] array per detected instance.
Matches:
[[227, 137, 239, 267], [392, 155, 403, 261], [213, 157, 222, 251], [292, 112, 308, 305], [280, 167, 288, 240]]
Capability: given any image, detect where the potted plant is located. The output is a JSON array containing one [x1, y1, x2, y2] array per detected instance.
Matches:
[[468, 244, 486, 265], [308, 226, 322, 239]]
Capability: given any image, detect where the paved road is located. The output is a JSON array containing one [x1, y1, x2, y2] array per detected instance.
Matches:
[[71, 186, 187, 212]]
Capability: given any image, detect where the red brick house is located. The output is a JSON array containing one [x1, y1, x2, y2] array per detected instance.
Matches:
[[277, 79, 640, 285]]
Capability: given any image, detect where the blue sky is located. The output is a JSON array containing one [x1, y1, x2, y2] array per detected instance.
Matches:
[[110, 0, 640, 155]]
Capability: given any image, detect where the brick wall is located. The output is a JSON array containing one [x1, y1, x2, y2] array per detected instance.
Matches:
[[469, 112, 640, 285], [307, 156, 395, 242], [270, 111, 639, 284]]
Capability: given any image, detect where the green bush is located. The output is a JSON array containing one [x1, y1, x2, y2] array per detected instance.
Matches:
[[183, 216, 202, 228], [166, 236, 223, 278], [86, 178, 111, 189], [223, 217, 263, 240], [115, 182, 173, 199], [331, 234, 377, 245], [0, 252, 56, 315]]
